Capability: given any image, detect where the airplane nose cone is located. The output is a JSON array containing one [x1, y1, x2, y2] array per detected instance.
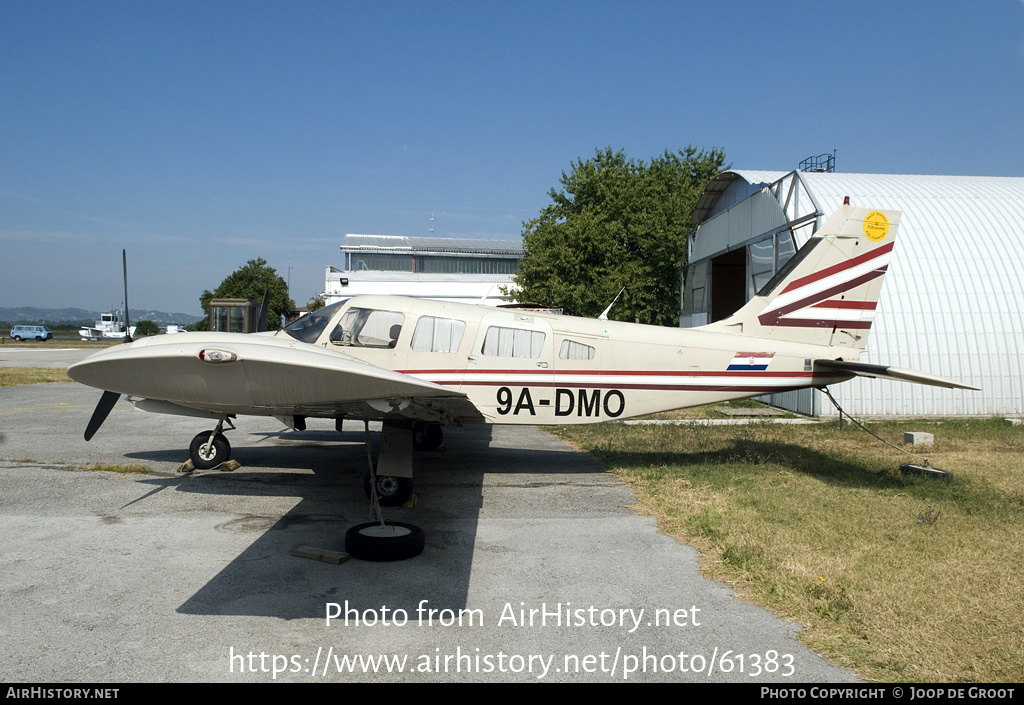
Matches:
[[66, 336, 211, 401], [67, 342, 136, 392]]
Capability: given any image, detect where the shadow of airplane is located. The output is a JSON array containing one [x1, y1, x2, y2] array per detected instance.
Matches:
[[588, 434, 931, 491], [123, 424, 604, 620]]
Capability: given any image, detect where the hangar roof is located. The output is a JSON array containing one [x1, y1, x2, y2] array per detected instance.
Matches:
[[691, 170, 1024, 416], [342, 234, 522, 256], [695, 170, 1024, 225]]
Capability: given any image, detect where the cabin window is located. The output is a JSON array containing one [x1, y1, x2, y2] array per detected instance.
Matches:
[[559, 339, 596, 360], [330, 308, 405, 348], [481, 326, 545, 358], [411, 316, 466, 353]]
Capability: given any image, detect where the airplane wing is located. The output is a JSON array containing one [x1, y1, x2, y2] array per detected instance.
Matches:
[[67, 332, 486, 425], [813, 359, 979, 391]]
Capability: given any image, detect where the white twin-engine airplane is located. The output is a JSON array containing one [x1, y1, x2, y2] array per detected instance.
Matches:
[[68, 205, 975, 557]]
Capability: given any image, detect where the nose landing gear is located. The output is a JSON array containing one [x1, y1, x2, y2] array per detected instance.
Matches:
[[188, 418, 234, 470]]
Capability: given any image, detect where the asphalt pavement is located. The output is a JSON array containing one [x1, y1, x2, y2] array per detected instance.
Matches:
[[0, 345, 95, 368], [0, 347, 858, 682]]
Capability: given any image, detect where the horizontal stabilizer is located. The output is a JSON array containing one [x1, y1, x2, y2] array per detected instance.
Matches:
[[813, 360, 979, 391]]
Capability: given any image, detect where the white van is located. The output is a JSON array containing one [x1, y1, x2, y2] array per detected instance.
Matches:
[[10, 325, 53, 341]]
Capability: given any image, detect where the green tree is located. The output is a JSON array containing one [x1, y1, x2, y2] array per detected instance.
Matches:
[[134, 320, 160, 337], [199, 257, 295, 330], [512, 146, 726, 326], [307, 294, 325, 313]]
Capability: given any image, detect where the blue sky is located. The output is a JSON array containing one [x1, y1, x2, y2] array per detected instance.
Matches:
[[3, 1, 1023, 316]]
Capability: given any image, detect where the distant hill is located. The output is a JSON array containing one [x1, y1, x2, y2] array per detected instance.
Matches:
[[0, 307, 203, 326]]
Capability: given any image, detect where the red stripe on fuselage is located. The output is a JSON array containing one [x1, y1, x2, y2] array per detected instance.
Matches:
[[399, 369, 817, 378], [395, 368, 848, 393]]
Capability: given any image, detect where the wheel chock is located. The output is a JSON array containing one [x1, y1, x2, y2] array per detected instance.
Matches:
[[290, 545, 351, 564], [177, 458, 241, 473]]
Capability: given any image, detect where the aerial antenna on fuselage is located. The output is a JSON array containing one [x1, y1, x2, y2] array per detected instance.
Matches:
[[598, 287, 625, 321]]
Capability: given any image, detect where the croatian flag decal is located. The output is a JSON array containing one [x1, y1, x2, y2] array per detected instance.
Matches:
[[727, 352, 775, 371]]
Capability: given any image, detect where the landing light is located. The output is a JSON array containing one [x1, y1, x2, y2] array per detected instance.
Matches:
[[199, 349, 238, 363]]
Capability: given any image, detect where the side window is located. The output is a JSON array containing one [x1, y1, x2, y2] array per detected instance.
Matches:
[[411, 316, 467, 353], [559, 339, 596, 360], [481, 326, 545, 358], [330, 308, 405, 348]]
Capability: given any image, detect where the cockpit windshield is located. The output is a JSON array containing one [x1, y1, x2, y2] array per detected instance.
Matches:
[[282, 300, 348, 343]]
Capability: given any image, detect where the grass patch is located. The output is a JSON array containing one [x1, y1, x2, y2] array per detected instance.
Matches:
[[79, 462, 151, 474], [1, 335, 122, 349], [638, 398, 800, 420], [558, 415, 1024, 682], [0, 367, 73, 387]]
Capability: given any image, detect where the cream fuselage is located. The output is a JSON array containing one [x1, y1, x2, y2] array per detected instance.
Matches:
[[291, 295, 846, 424], [68, 294, 849, 426]]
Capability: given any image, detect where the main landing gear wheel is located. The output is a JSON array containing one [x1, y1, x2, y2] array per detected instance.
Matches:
[[189, 431, 231, 470], [345, 522, 425, 561], [413, 422, 444, 451], [363, 469, 414, 507]]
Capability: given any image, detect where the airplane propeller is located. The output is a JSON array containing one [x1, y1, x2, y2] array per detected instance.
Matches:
[[122, 249, 132, 343], [257, 289, 270, 333], [85, 390, 121, 441], [84, 249, 131, 440]]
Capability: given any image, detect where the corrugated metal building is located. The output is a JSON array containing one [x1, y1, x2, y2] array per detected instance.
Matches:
[[324, 234, 522, 305], [683, 170, 1024, 417]]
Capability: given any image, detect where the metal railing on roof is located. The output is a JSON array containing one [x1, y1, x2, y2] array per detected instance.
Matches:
[[799, 153, 835, 173]]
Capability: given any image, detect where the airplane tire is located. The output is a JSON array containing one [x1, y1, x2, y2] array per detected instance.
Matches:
[[345, 522, 425, 561], [413, 422, 444, 451], [190, 431, 231, 470], [363, 470, 414, 506]]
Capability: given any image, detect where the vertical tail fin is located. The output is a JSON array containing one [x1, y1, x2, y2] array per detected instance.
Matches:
[[702, 205, 900, 351]]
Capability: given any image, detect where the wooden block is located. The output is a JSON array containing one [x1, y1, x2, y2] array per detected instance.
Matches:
[[290, 545, 350, 564]]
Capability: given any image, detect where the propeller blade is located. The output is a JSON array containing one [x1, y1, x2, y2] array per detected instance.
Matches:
[[257, 289, 270, 332], [85, 390, 121, 441], [122, 249, 132, 342]]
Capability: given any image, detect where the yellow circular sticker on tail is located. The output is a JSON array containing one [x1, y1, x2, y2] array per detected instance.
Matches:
[[863, 211, 890, 242]]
